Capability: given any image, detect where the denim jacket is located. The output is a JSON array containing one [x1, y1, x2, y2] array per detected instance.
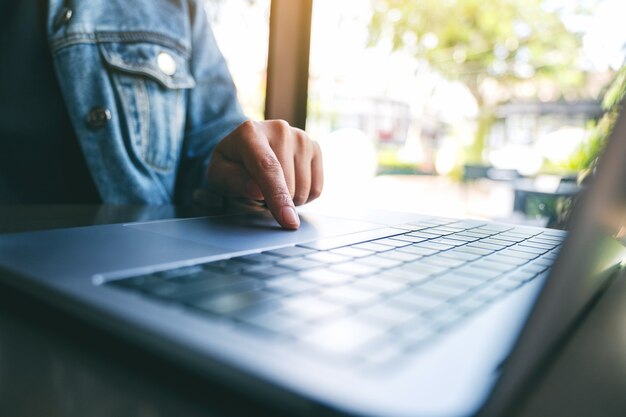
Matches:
[[47, 0, 248, 204]]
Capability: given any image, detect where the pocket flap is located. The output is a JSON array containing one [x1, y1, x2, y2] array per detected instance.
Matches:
[[99, 41, 196, 89]]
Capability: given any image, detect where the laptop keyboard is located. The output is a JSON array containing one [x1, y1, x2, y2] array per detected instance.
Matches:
[[105, 217, 565, 368]]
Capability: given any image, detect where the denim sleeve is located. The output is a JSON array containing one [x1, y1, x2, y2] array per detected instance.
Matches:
[[174, 0, 248, 204]]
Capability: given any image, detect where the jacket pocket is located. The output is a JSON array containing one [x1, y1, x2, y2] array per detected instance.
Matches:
[[99, 41, 196, 172]]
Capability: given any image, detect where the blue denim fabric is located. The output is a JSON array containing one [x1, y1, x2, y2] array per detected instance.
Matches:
[[47, 0, 248, 204]]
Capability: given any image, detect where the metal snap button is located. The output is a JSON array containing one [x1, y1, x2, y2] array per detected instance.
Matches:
[[54, 7, 73, 30], [86, 107, 112, 129], [157, 52, 177, 76]]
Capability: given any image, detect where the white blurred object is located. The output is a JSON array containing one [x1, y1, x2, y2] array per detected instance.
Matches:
[[490, 145, 543, 176], [535, 127, 587, 164], [314, 128, 378, 204]]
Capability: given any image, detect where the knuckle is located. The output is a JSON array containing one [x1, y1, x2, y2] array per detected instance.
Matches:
[[256, 153, 282, 172], [268, 190, 293, 206], [272, 119, 291, 133], [293, 193, 308, 206], [309, 185, 323, 200]]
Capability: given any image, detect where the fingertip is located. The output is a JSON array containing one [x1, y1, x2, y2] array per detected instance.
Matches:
[[280, 206, 300, 230]]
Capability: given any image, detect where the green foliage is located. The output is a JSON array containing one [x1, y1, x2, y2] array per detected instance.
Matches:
[[368, 0, 585, 96], [368, 0, 589, 164], [563, 66, 626, 172]]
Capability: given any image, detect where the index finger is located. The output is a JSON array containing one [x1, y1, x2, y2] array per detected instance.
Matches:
[[220, 125, 300, 229]]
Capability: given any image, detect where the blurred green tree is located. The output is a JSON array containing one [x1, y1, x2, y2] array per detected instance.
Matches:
[[368, 0, 588, 164]]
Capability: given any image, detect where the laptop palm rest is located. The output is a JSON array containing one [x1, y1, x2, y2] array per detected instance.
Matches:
[[125, 211, 383, 252]]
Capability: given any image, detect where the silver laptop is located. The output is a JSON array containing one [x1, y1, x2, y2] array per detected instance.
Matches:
[[1, 105, 625, 416]]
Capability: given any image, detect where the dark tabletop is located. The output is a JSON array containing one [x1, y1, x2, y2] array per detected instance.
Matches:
[[1, 205, 626, 417]]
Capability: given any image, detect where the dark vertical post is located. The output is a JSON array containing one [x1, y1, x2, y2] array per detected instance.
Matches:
[[264, 0, 313, 129]]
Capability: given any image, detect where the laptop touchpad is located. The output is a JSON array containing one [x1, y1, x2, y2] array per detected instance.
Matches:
[[125, 211, 382, 252]]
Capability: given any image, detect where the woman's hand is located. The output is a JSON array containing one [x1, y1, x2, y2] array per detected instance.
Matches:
[[207, 120, 323, 229]]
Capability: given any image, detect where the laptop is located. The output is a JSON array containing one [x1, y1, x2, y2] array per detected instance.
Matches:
[[1, 104, 625, 417]]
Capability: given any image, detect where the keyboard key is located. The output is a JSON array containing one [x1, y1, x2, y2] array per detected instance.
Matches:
[[307, 251, 352, 264], [470, 259, 516, 272], [265, 276, 317, 294], [331, 262, 380, 276], [519, 241, 557, 251], [153, 265, 204, 279], [280, 295, 345, 320], [379, 250, 423, 262], [396, 245, 438, 256], [507, 270, 538, 283], [420, 255, 467, 268], [301, 317, 385, 354], [507, 246, 546, 255], [246, 266, 294, 279], [277, 257, 324, 271], [298, 227, 405, 250], [498, 249, 538, 260], [480, 238, 514, 248], [392, 318, 438, 348], [483, 254, 528, 266], [356, 256, 403, 269], [520, 263, 549, 274], [476, 224, 513, 233], [407, 231, 444, 239], [236, 253, 281, 265], [435, 273, 485, 290], [466, 242, 506, 251], [243, 310, 302, 333], [299, 268, 352, 286], [399, 261, 448, 276], [357, 303, 416, 326], [414, 241, 455, 251], [189, 289, 278, 315], [319, 285, 380, 305], [446, 234, 479, 243], [264, 246, 318, 258], [330, 247, 374, 258], [454, 246, 493, 256], [351, 242, 395, 253], [389, 291, 446, 311], [430, 238, 465, 247], [454, 266, 502, 279], [353, 276, 408, 294], [373, 237, 413, 248], [417, 281, 468, 300], [388, 235, 428, 244], [438, 250, 482, 261]]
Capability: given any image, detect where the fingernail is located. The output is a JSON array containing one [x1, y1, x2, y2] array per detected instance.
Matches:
[[281, 206, 300, 229]]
